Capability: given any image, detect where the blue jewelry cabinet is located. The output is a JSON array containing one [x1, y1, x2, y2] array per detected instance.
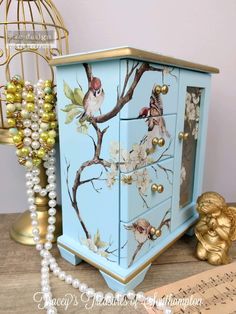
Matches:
[[51, 48, 219, 292]]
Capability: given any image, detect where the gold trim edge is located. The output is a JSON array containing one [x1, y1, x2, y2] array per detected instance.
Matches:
[[0, 129, 13, 145], [57, 217, 197, 284], [49, 47, 219, 74]]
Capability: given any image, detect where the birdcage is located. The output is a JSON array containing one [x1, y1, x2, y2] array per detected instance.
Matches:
[[0, 0, 69, 244], [0, 0, 69, 144]]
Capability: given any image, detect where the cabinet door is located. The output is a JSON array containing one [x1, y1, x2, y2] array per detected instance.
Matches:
[[171, 70, 211, 231]]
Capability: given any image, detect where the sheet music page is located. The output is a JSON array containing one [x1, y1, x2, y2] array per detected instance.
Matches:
[[144, 262, 236, 314]]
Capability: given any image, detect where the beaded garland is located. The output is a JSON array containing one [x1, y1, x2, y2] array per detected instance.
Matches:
[[5, 76, 172, 314]]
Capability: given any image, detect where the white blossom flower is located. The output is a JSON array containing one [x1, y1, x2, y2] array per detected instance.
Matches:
[[109, 141, 120, 161], [192, 123, 199, 140], [186, 102, 196, 121], [192, 93, 200, 105], [81, 238, 98, 253], [180, 166, 186, 185], [129, 144, 147, 170], [106, 163, 117, 187], [133, 168, 151, 195]]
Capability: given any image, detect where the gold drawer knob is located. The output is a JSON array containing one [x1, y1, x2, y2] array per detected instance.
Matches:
[[152, 137, 165, 147], [151, 183, 164, 193], [155, 84, 169, 95], [150, 226, 162, 238], [178, 132, 189, 141]]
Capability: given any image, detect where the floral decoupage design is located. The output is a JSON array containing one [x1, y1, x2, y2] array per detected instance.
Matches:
[[180, 87, 201, 207], [62, 61, 174, 262]]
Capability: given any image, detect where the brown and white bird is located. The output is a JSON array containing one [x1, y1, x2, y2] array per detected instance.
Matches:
[[80, 77, 104, 120], [138, 85, 170, 150]]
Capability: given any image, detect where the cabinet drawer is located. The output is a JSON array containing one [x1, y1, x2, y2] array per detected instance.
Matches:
[[120, 158, 174, 222], [119, 114, 176, 173], [120, 198, 171, 268], [120, 61, 179, 119]]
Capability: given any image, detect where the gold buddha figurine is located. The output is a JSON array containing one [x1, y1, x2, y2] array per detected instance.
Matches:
[[195, 192, 236, 265]]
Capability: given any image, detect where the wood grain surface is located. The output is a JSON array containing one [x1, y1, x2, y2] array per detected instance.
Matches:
[[0, 213, 235, 314]]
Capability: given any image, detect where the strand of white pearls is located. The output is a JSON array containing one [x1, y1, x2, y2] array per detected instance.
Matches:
[[25, 80, 172, 314]]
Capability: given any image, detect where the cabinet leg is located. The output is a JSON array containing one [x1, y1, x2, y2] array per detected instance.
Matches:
[[58, 244, 83, 265], [100, 264, 151, 293], [185, 226, 195, 237]]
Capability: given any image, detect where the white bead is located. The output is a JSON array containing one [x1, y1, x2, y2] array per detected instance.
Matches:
[[24, 128, 32, 137], [47, 307, 57, 314], [53, 267, 60, 276], [48, 157, 56, 165], [23, 119, 31, 128], [29, 204, 36, 212], [49, 257, 56, 264], [41, 266, 49, 274], [79, 283, 88, 292], [40, 189, 47, 197], [48, 175, 56, 183], [26, 181, 33, 189], [163, 308, 173, 314], [31, 123, 39, 131], [25, 172, 33, 179], [36, 243, 43, 251], [26, 189, 34, 197], [42, 286, 51, 293], [136, 291, 145, 302], [30, 212, 38, 219], [65, 275, 73, 284], [40, 249, 46, 257], [41, 279, 49, 287], [50, 263, 57, 271], [47, 225, 55, 233], [47, 183, 56, 191], [33, 236, 40, 243], [32, 227, 39, 235], [145, 296, 155, 306], [44, 242, 52, 250], [48, 216, 56, 225], [41, 259, 49, 267], [104, 292, 114, 303], [48, 200, 56, 208], [49, 149, 56, 156], [31, 113, 39, 121], [72, 279, 80, 288], [27, 197, 35, 205], [48, 208, 56, 216], [40, 122, 49, 131], [31, 220, 38, 227], [58, 271, 66, 281], [32, 177, 40, 185], [21, 109, 30, 119], [115, 291, 125, 302], [32, 168, 40, 176], [34, 185, 41, 193], [31, 132, 39, 140], [94, 291, 104, 302], [127, 290, 136, 300], [25, 160, 33, 169], [31, 141, 40, 150], [86, 288, 95, 299], [46, 233, 54, 241], [23, 137, 32, 146]]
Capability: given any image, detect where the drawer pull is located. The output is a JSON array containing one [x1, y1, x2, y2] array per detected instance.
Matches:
[[151, 183, 164, 193], [155, 84, 169, 95], [178, 132, 189, 141], [152, 137, 165, 147], [150, 226, 162, 238]]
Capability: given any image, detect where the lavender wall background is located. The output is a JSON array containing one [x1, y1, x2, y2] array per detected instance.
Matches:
[[0, 0, 235, 212]]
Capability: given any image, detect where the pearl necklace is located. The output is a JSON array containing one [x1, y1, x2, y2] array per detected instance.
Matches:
[[5, 77, 172, 314]]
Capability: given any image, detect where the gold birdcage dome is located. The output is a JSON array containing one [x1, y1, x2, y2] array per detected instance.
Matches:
[[0, 0, 69, 144]]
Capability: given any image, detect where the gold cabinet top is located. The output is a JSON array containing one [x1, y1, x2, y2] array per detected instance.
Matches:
[[50, 47, 219, 74]]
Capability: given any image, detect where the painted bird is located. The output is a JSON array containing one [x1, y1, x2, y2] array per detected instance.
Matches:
[[80, 77, 104, 121]]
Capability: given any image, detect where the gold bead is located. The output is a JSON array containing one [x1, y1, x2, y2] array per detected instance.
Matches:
[[44, 80, 52, 87], [150, 227, 156, 235], [47, 137, 55, 146], [155, 85, 162, 95], [7, 83, 16, 93], [40, 132, 49, 141], [50, 121, 58, 129], [21, 147, 30, 156], [26, 92, 35, 102], [6, 93, 15, 103], [42, 112, 50, 122], [37, 148, 46, 158], [18, 130, 24, 138], [7, 118, 16, 127], [32, 158, 41, 167], [45, 94, 54, 103], [14, 92, 22, 102], [43, 103, 52, 112], [15, 84, 23, 92], [49, 112, 56, 121], [13, 134, 22, 144], [155, 229, 162, 237], [26, 102, 35, 112], [161, 84, 169, 95]]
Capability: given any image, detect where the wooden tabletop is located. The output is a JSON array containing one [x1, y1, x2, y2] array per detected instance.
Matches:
[[0, 213, 235, 314]]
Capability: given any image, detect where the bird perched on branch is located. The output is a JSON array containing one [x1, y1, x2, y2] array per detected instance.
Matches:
[[80, 77, 104, 121]]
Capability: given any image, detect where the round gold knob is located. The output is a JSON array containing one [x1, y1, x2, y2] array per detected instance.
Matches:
[[155, 85, 162, 95], [152, 137, 165, 147], [155, 229, 162, 237], [178, 132, 189, 141], [150, 227, 156, 235], [161, 84, 169, 95], [151, 183, 164, 193]]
